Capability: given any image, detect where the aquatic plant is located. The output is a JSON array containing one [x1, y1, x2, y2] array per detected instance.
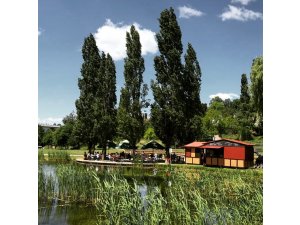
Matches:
[[38, 163, 263, 225]]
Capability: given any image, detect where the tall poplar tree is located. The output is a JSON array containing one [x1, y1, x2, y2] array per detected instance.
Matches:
[[238, 74, 253, 140], [96, 53, 117, 157], [240, 73, 250, 105], [151, 8, 184, 157], [75, 34, 101, 152], [117, 25, 147, 148], [75, 34, 117, 154], [179, 43, 204, 144]]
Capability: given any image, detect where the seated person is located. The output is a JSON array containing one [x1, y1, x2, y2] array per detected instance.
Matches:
[[84, 152, 87, 160]]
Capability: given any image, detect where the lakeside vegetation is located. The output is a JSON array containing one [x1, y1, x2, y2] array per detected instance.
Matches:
[[39, 163, 262, 225]]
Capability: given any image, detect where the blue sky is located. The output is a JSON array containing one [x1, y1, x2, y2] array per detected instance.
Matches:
[[38, 0, 262, 124]]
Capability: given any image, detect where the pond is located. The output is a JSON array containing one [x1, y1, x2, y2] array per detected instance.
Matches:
[[38, 162, 263, 225], [38, 163, 163, 225]]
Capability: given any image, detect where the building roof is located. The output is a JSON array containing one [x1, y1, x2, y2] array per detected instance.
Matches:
[[184, 142, 207, 148], [142, 140, 165, 149], [221, 138, 255, 146]]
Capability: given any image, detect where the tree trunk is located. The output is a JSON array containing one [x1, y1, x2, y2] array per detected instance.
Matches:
[[102, 145, 107, 160], [88, 142, 93, 154], [165, 145, 170, 164]]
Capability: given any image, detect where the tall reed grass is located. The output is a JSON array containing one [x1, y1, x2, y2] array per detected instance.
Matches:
[[38, 164, 263, 225], [38, 150, 71, 163]]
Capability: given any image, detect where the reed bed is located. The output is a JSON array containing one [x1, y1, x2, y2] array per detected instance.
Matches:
[[38, 164, 262, 225], [38, 150, 45, 162], [38, 150, 72, 163], [38, 165, 56, 203]]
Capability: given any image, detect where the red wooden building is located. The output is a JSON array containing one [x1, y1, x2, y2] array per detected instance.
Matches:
[[184, 139, 254, 168], [184, 142, 207, 165]]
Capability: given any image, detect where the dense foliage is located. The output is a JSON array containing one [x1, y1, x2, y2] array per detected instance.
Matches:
[[75, 34, 117, 153], [117, 25, 148, 148], [179, 43, 205, 144], [151, 8, 204, 155], [38, 125, 45, 146], [151, 7, 184, 156], [202, 58, 263, 140], [250, 56, 263, 135]]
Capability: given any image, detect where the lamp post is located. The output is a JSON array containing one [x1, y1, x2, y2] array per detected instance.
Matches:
[[168, 147, 172, 187]]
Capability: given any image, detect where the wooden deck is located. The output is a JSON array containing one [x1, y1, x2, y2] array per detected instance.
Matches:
[[76, 159, 160, 167]]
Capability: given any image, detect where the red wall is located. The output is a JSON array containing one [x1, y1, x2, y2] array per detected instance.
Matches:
[[224, 146, 245, 160]]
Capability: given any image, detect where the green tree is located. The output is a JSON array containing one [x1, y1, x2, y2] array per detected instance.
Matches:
[[240, 73, 250, 105], [203, 98, 239, 137], [203, 100, 226, 136], [151, 7, 184, 157], [238, 74, 253, 140], [179, 43, 204, 144], [75, 34, 101, 153], [117, 25, 147, 149], [143, 125, 158, 141], [69, 120, 83, 149], [53, 126, 69, 149], [96, 53, 117, 157], [42, 129, 54, 148], [250, 56, 263, 135], [38, 125, 45, 146], [75, 34, 117, 154], [52, 112, 78, 149]]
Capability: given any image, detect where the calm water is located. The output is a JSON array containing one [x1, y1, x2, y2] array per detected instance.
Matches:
[[38, 164, 156, 225]]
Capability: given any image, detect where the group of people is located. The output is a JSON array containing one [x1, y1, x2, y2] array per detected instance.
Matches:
[[141, 152, 161, 162], [83, 151, 133, 161], [84, 151, 102, 160], [83, 150, 185, 163], [170, 152, 184, 163]]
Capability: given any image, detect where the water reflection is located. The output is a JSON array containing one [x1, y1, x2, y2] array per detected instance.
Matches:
[[39, 203, 97, 225], [38, 164, 163, 225]]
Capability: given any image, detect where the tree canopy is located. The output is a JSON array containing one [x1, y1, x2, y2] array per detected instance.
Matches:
[[117, 25, 147, 148], [75, 34, 117, 153], [151, 8, 205, 155], [151, 7, 185, 156], [250, 56, 263, 135]]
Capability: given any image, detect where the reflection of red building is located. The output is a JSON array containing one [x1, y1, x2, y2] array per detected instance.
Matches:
[[184, 139, 254, 168]]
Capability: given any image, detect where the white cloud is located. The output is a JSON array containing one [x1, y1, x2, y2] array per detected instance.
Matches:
[[178, 6, 204, 19], [38, 28, 44, 36], [38, 117, 63, 125], [94, 19, 158, 61], [209, 93, 239, 100], [220, 5, 262, 21], [231, 0, 255, 5]]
